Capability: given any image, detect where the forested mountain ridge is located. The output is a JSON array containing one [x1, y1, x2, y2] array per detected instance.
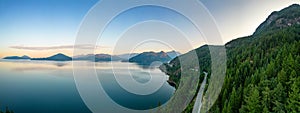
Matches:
[[254, 4, 300, 35], [129, 51, 172, 65], [213, 6, 300, 112], [163, 4, 300, 113]]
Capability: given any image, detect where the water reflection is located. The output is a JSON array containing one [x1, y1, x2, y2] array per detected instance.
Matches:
[[0, 60, 174, 113], [0, 60, 89, 113], [54, 62, 68, 67], [2, 61, 70, 72], [12, 67, 57, 72]]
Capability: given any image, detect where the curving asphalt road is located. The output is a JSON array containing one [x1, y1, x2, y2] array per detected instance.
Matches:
[[192, 72, 208, 113]]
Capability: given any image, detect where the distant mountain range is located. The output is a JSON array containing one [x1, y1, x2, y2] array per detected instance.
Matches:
[[166, 50, 181, 59], [2, 51, 180, 62], [3, 55, 31, 60], [116, 53, 139, 60], [31, 53, 72, 61], [128, 51, 174, 65], [73, 54, 120, 61]]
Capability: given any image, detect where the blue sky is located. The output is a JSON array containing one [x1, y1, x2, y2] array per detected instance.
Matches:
[[0, 0, 299, 57], [0, 0, 98, 57], [0, 0, 97, 46]]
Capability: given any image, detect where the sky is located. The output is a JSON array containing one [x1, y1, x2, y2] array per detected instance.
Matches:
[[0, 0, 299, 58]]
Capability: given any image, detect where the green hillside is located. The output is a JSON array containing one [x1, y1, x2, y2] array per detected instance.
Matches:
[[163, 4, 300, 113]]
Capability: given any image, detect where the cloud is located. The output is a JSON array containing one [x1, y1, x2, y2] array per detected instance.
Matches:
[[10, 44, 110, 50]]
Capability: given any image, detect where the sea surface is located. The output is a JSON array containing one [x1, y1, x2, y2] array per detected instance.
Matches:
[[0, 60, 174, 113]]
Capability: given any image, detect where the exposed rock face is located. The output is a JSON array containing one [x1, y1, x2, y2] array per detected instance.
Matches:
[[255, 4, 300, 34]]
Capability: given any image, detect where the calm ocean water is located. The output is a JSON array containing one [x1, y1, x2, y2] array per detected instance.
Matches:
[[0, 60, 174, 113]]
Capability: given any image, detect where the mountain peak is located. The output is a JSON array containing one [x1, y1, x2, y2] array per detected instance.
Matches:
[[129, 51, 172, 65], [31, 53, 72, 61], [57, 53, 65, 55], [254, 4, 300, 35], [289, 3, 300, 8], [51, 53, 68, 57], [21, 55, 30, 59]]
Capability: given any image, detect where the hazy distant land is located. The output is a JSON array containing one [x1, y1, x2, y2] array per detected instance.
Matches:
[[3, 51, 180, 64]]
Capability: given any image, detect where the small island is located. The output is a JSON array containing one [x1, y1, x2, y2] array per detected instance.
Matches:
[[3, 55, 31, 60], [31, 53, 72, 61]]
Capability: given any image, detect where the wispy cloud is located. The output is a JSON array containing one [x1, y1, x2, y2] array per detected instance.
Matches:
[[10, 44, 109, 50]]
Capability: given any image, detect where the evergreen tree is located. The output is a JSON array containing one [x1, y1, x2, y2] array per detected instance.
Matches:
[[277, 69, 287, 85], [287, 77, 300, 113], [240, 86, 261, 113], [272, 83, 286, 113], [262, 87, 271, 113], [228, 88, 239, 112], [222, 100, 230, 113]]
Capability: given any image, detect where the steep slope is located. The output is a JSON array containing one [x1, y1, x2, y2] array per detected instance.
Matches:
[[254, 4, 300, 35], [166, 51, 181, 59], [163, 4, 300, 113]]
